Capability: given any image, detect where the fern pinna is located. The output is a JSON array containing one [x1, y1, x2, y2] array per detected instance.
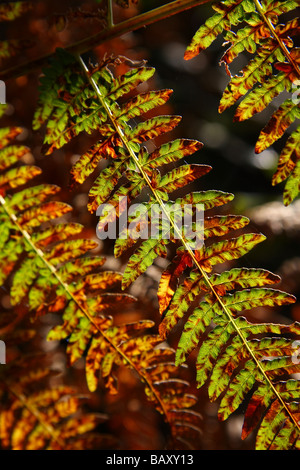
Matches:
[[0, 104, 202, 450], [184, 0, 300, 206], [32, 49, 300, 449]]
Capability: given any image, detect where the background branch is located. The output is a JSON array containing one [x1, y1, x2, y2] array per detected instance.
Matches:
[[0, 0, 212, 80]]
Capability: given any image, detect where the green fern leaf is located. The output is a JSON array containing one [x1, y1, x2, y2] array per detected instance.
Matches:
[[184, 0, 300, 204]]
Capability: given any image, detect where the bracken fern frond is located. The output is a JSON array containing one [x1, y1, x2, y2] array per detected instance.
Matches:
[[0, 104, 202, 449]]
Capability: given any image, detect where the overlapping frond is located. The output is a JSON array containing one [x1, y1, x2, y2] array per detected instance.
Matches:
[[0, 351, 113, 450], [0, 106, 202, 449], [184, 0, 300, 205]]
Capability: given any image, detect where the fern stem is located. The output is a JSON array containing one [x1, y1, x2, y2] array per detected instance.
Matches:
[[0, 0, 212, 81], [253, 0, 300, 78], [76, 55, 300, 436], [0, 194, 172, 433]]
